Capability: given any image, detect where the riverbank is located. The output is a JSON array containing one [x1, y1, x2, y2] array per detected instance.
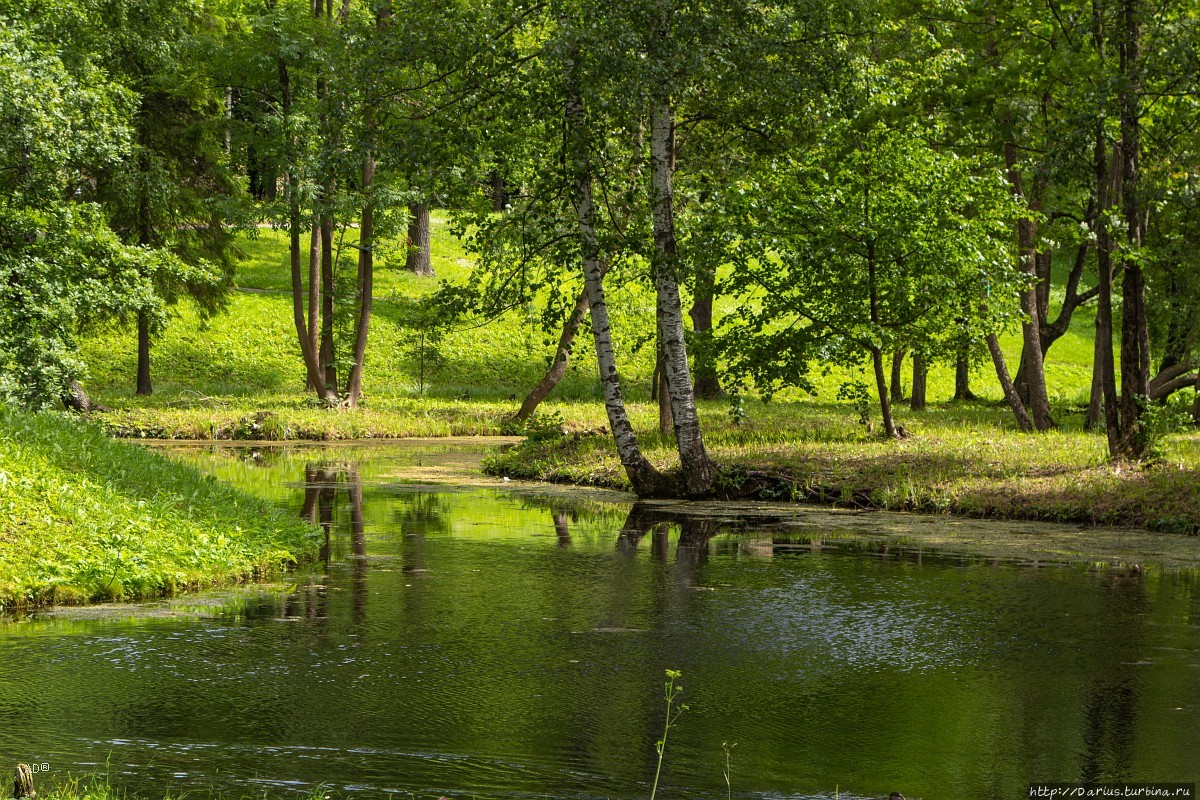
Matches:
[[483, 409, 1200, 534], [0, 410, 319, 611]]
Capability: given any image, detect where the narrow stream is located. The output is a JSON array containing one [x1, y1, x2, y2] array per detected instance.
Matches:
[[2, 441, 1198, 800]]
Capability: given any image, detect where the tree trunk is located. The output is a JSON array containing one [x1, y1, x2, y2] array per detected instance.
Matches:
[[1004, 141, 1054, 431], [306, 224, 321, 390], [490, 170, 508, 212], [281, 58, 330, 402], [870, 346, 898, 438], [1117, 0, 1148, 458], [1192, 373, 1200, 424], [689, 263, 722, 398], [62, 381, 109, 413], [890, 350, 905, 402], [1086, 312, 1105, 431], [986, 333, 1034, 432], [650, 95, 717, 497], [136, 310, 153, 396], [564, 46, 671, 498], [1095, 134, 1122, 455], [954, 348, 976, 401], [514, 264, 611, 422], [406, 203, 434, 275], [345, 152, 374, 408], [320, 215, 337, 395], [910, 352, 927, 411]]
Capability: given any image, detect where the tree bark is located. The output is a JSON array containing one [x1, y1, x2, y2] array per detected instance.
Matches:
[[870, 346, 898, 438], [689, 262, 722, 398], [890, 350, 905, 402], [490, 170, 508, 212], [910, 352, 927, 411], [650, 95, 717, 497], [1094, 132, 1122, 455], [345, 152, 375, 408], [136, 310, 153, 396], [986, 333, 1034, 432], [406, 203, 434, 275], [564, 46, 671, 498]]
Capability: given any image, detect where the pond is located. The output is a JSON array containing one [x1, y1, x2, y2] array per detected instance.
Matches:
[[3, 440, 1200, 800]]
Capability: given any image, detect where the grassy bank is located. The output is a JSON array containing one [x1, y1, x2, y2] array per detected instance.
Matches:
[[484, 401, 1200, 533], [0, 409, 319, 611]]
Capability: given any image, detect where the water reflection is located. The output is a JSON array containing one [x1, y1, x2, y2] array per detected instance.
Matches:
[[4, 444, 1198, 800]]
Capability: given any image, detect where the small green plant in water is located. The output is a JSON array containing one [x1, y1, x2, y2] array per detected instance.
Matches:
[[650, 669, 688, 800], [722, 741, 736, 800]]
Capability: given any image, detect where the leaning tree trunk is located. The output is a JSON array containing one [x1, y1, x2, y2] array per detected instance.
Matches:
[[406, 203, 434, 275], [564, 47, 671, 498], [650, 96, 717, 497], [986, 334, 1034, 432], [345, 151, 375, 408], [514, 264, 612, 422], [910, 352, 927, 411], [689, 262, 722, 398], [136, 310, 153, 396]]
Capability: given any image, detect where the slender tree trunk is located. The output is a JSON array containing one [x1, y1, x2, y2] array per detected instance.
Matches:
[[890, 350, 905, 402], [910, 352, 927, 411], [281, 58, 330, 402], [987, 333, 1034, 432], [870, 346, 898, 438], [490, 170, 508, 212], [1004, 142, 1054, 430], [564, 46, 670, 498], [1086, 312, 1105, 431], [1117, 0, 1148, 457], [319, 215, 337, 394], [406, 203, 434, 275], [689, 263, 722, 398], [1192, 373, 1200, 424], [306, 225, 321, 390], [516, 289, 588, 422], [346, 152, 374, 408], [136, 310, 153, 396], [650, 95, 717, 497]]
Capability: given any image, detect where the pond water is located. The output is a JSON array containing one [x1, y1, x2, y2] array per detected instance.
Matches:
[[3, 441, 1200, 800]]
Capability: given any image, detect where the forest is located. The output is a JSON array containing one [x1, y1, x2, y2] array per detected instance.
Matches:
[[4, 0, 1200, 530]]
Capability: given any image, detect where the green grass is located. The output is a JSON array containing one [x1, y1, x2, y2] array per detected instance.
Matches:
[[0, 408, 320, 610], [37, 772, 335, 800], [71, 211, 1200, 534]]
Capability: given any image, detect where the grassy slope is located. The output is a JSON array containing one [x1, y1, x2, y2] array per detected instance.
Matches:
[[0, 409, 319, 610]]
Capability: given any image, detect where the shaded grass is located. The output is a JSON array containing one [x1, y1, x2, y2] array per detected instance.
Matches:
[[0, 409, 320, 611]]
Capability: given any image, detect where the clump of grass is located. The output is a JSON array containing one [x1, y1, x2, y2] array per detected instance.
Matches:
[[0, 409, 320, 611]]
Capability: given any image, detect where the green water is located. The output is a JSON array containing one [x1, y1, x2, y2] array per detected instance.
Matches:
[[3, 441, 1199, 800]]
